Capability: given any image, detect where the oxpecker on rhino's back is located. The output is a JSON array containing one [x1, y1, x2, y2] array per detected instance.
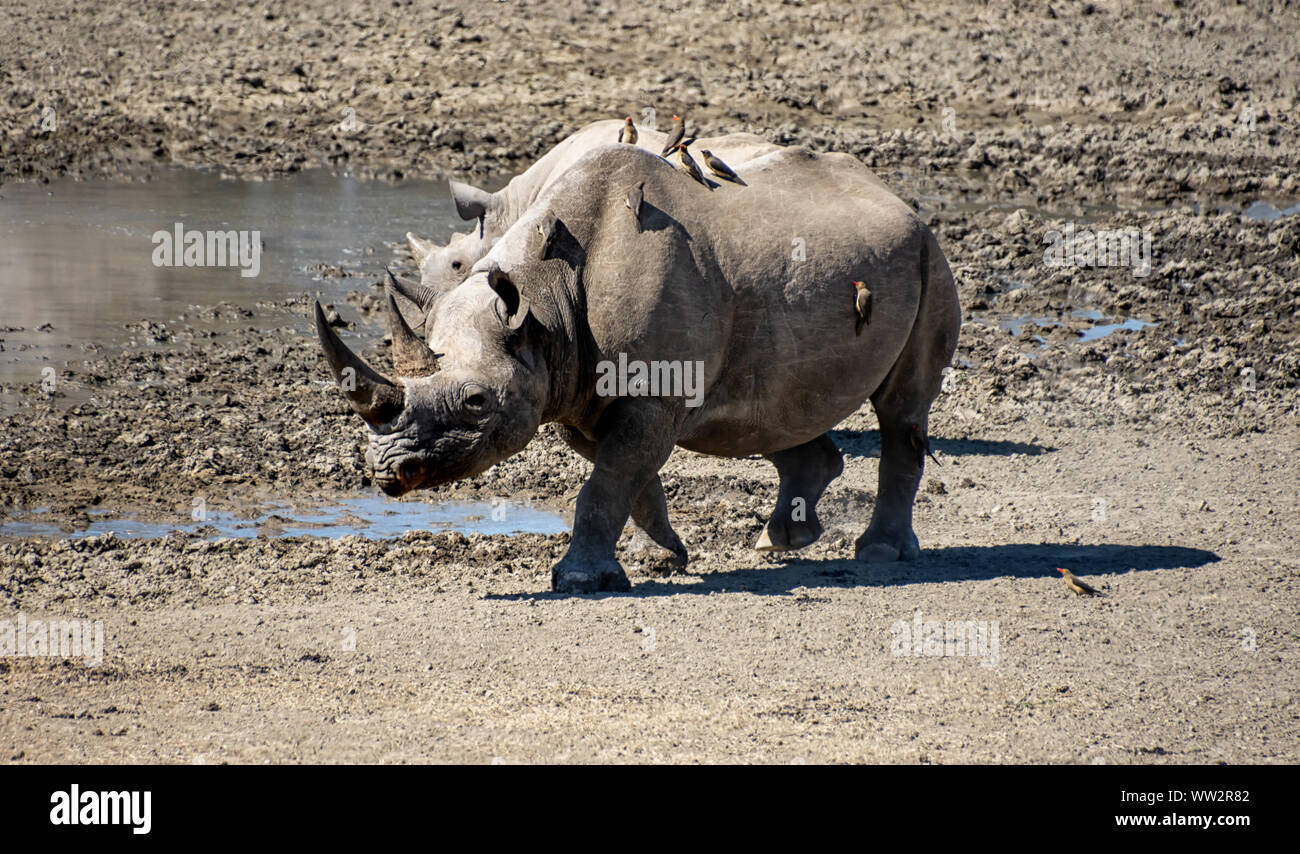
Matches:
[[408, 119, 782, 295]]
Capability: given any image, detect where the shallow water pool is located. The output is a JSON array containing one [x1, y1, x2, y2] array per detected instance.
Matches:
[[0, 496, 567, 541]]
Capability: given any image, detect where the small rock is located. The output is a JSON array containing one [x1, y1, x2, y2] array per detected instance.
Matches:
[[1003, 208, 1032, 234]]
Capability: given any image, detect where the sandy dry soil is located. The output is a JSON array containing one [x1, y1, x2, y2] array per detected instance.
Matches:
[[1, 0, 1298, 763]]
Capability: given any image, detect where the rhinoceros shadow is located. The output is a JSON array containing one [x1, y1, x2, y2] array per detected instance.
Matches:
[[829, 429, 1054, 458], [544, 203, 680, 264], [494, 543, 1219, 600], [637, 201, 684, 233]]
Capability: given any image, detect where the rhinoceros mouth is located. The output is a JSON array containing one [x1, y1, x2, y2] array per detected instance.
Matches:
[[368, 429, 498, 495], [377, 478, 410, 498], [376, 457, 428, 496]]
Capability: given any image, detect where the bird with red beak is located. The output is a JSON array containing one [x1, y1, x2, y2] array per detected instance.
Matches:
[[660, 114, 684, 157], [1057, 567, 1103, 596]]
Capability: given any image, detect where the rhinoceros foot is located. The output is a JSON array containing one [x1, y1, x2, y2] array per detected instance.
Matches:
[[632, 539, 689, 574], [754, 517, 824, 552], [853, 529, 921, 563], [551, 554, 632, 594]]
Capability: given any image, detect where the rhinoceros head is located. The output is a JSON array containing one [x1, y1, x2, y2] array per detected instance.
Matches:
[[314, 267, 545, 497], [407, 228, 489, 294], [406, 179, 501, 293]]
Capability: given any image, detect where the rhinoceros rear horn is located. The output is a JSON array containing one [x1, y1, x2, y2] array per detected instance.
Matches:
[[388, 271, 438, 311], [313, 301, 404, 425], [384, 272, 442, 377]]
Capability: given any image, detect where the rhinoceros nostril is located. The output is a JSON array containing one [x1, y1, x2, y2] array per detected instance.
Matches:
[[397, 458, 424, 485]]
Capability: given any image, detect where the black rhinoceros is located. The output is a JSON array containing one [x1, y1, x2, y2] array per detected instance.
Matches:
[[406, 119, 780, 295], [317, 143, 960, 593]]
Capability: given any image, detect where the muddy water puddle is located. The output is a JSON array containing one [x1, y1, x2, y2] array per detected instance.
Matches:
[[1242, 200, 1300, 221], [968, 308, 1159, 344], [0, 496, 567, 541], [0, 168, 468, 394]]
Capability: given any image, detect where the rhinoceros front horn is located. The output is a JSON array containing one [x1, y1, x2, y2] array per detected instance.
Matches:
[[406, 232, 436, 263], [313, 301, 404, 426], [384, 271, 442, 377]]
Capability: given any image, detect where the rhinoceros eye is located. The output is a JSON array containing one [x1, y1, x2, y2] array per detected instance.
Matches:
[[451, 260, 463, 271], [461, 384, 491, 416]]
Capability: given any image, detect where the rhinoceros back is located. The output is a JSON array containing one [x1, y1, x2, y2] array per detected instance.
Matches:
[[514, 144, 940, 455]]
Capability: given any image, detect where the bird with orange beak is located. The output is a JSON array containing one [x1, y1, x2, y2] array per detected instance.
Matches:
[[701, 149, 746, 185], [854, 280, 872, 335]]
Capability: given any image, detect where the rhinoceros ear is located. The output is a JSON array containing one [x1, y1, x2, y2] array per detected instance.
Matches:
[[449, 180, 494, 223], [486, 266, 532, 332]]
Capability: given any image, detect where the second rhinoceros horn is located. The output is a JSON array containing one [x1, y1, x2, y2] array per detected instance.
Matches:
[[384, 285, 442, 377], [387, 270, 438, 310], [313, 301, 404, 426]]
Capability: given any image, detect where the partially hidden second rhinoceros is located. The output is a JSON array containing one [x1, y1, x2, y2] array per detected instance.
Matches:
[[406, 118, 780, 296], [316, 142, 961, 593]]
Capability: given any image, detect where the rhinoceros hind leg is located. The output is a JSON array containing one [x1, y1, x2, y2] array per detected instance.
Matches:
[[855, 238, 960, 563], [854, 415, 928, 563], [756, 433, 844, 552]]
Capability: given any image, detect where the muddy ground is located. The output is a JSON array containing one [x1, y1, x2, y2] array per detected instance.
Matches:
[[1, 0, 1298, 763]]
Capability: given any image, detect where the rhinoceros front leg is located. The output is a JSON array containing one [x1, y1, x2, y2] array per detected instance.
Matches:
[[555, 425, 688, 569], [755, 433, 844, 552], [552, 402, 680, 593]]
